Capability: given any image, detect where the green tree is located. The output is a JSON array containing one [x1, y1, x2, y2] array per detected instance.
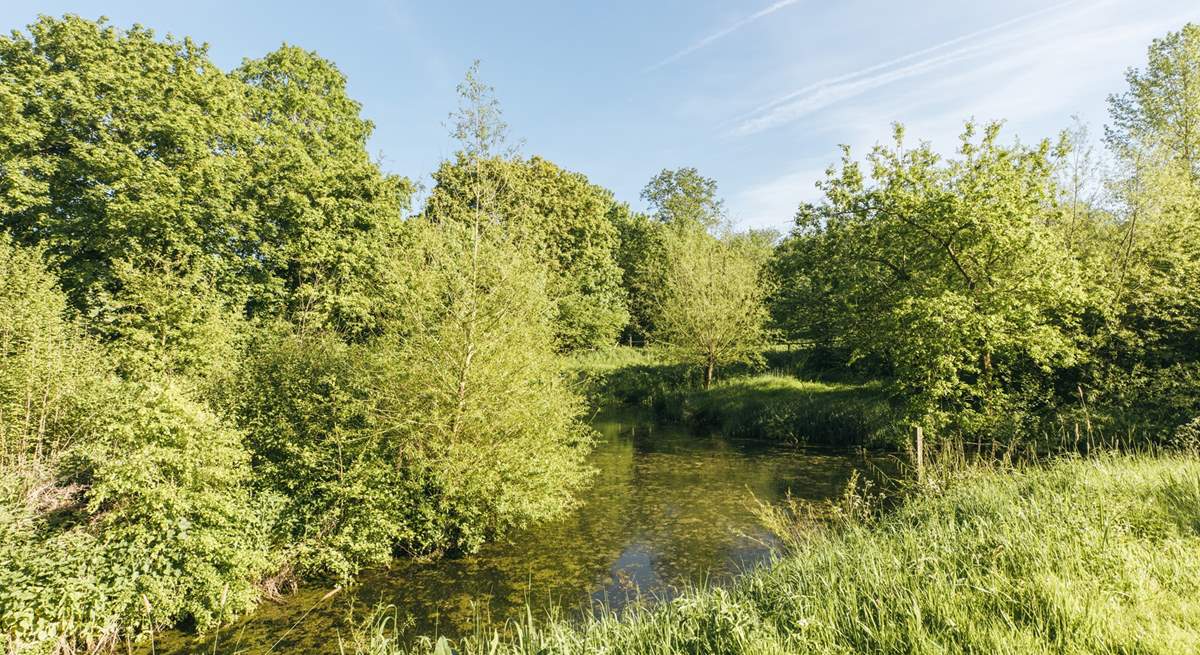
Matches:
[[1107, 23, 1200, 182], [1103, 23, 1200, 368], [778, 123, 1088, 435], [654, 226, 771, 388], [0, 16, 253, 343], [236, 45, 412, 337], [1080, 23, 1200, 440], [392, 62, 593, 546], [0, 18, 412, 371], [610, 203, 666, 343], [641, 167, 724, 230], [425, 152, 627, 350], [0, 236, 272, 650]]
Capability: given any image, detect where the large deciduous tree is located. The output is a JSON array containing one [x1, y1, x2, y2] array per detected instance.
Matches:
[[0, 17, 253, 351], [641, 166, 724, 230], [0, 18, 412, 375], [236, 45, 411, 338], [776, 123, 1089, 435]]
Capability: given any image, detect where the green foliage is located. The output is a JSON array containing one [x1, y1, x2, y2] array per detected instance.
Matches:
[[228, 330, 415, 579], [1, 382, 274, 654], [641, 167, 724, 230], [0, 235, 104, 463], [388, 219, 594, 550], [425, 154, 628, 350], [774, 123, 1090, 436], [676, 375, 899, 447], [396, 65, 594, 551], [568, 348, 897, 447], [235, 45, 412, 337], [0, 17, 412, 366], [224, 65, 596, 581], [654, 226, 772, 387], [609, 204, 666, 343], [0, 238, 272, 653], [0, 16, 253, 342], [365, 454, 1200, 655], [1082, 23, 1200, 441], [1107, 23, 1200, 181]]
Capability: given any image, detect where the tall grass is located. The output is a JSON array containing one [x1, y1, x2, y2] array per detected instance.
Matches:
[[357, 452, 1200, 654]]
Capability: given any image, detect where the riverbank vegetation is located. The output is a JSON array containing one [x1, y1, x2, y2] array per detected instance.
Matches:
[[367, 453, 1200, 654], [1, 11, 1198, 655]]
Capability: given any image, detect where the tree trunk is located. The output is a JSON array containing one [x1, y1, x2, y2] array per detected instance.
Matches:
[[705, 359, 714, 389]]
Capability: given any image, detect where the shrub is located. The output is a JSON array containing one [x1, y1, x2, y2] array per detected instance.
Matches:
[[0, 238, 273, 653], [229, 329, 428, 579]]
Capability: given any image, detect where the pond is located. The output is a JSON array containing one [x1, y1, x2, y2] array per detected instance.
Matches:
[[150, 407, 886, 653]]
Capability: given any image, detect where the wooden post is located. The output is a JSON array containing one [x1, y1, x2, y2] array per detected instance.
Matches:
[[915, 425, 924, 484]]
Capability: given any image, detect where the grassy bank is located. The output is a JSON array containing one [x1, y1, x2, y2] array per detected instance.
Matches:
[[669, 374, 900, 447], [363, 452, 1200, 654], [569, 347, 900, 447]]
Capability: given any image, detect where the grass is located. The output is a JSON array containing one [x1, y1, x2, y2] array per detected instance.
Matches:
[[568, 347, 901, 447], [359, 452, 1200, 654], [669, 374, 900, 447]]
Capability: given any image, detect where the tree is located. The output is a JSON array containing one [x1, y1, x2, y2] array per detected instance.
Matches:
[[424, 153, 627, 350], [1102, 24, 1200, 369], [654, 226, 771, 388], [385, 63, 593, 549], [1107, 23, 1200, 182], [777, 123, 1088, 435], [0, 235, 273, 650], [236, 45, 412, 337], [0, 18, 413, 370], [610, 203, 666, 343], [0, 17, 253, 339], [1078, 23, 1200, 440], [641, 166, 724, 230]]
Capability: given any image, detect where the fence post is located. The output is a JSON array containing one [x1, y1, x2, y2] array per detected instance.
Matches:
[[915, 425, 924, 484]]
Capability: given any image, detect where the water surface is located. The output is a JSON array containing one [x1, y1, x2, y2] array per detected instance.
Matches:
[[154, 408, 882, 653]]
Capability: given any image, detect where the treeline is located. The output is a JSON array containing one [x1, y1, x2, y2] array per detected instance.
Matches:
[[769, 25, 1200, 445]]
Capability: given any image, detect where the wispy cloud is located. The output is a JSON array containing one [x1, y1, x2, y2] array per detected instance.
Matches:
[[730, 1, 1200, 230], [645, 0, 803, 72], [730, 0, 1094, 136]]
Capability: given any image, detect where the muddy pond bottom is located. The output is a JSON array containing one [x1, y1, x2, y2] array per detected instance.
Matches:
[[151, 408, 883, 653]]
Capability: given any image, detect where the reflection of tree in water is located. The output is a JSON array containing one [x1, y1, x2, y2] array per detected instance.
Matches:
[[147, 410, 879, 654]]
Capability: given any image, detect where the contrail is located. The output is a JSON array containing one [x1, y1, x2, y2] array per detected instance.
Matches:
[[645, 0, 803, 72], [732, 0, 1093, 135]]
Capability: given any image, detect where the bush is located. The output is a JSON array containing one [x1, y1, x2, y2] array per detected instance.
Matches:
[[229, 330, 433, 579], [0, 238, 273, 653], [677, 375, 902, 447]]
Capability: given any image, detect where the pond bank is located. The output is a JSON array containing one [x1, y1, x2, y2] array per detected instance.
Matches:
[[366, 453, 1200, 654]]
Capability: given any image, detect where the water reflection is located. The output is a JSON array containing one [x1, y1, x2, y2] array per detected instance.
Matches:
[[151, 408, 881, 653]]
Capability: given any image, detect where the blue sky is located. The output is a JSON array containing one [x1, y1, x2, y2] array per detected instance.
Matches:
[[4, 0, 1200, 230]]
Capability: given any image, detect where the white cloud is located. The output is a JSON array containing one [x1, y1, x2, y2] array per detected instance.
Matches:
[[732, 162, 832, 230], [645, 0, 803, 72]]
